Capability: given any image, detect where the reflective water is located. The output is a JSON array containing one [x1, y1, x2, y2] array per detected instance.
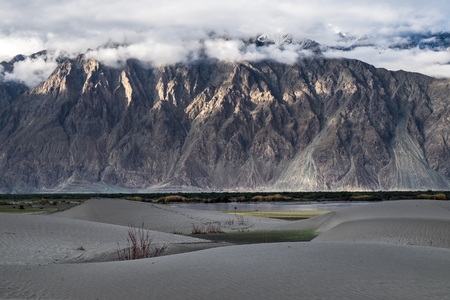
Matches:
[[171, 201, 372, 212]]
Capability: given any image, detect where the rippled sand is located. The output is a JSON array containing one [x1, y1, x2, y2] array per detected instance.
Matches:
[[1, 199, 450, 299]]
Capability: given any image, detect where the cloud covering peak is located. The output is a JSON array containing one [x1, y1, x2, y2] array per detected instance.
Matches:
[[1, 0, 450, 86]]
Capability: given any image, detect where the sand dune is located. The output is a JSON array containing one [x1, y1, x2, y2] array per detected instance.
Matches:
[[53, 198, 288, 233], [2, 198, 450, 299], [278, 200, 450, 249], [0, 213, 210, 265], [313, 217, 450, 247], [1, 242, 449, 299], [280, 200, 450, 232]]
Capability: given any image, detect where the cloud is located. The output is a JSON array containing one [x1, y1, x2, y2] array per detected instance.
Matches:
[[324, 47, 450, 78], [0, 34, 47, 62], [204, 40, 309, 64], [4, 56, 58, 88], [2, 0, 449, 55], [85, 38, 203, 68], [204, 40, 245, 63], [1, 0, 450, 85]]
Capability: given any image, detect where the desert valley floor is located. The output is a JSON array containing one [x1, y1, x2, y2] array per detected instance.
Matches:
[[1, 198, 450, 299]]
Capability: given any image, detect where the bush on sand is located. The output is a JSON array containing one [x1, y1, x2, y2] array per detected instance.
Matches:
[[117, 224, 168, 260]]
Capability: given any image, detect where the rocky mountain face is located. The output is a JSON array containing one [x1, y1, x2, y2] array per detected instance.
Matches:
[[1, 55, 450, 193]]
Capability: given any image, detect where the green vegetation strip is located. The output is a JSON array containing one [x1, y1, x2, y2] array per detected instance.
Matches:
[[220, 211, 329, 221], [0, 190, 448, 204], [202, 229, 317, 244]]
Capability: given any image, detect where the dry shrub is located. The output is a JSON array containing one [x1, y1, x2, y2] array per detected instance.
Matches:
[[152, 244, 168, 257], [418, 193, 447, 200], [124, 196, 143, 201], [192, 223, 225, 234], [206, 223, 224, 233], [251, 194, 290, 202], [237, 196, 246, 202], [38, 199, 50, 205], [235, 214, 249, 226], [191, 224, 205, 234], [117, 224, 168, 260], [350, 195, 374, 201], [183, 197, 201, 202], [154, 195, 187, 203], [165, 195, 186, 202], [264, 195, 275, 201], [225, 219, 235, 226], [251, 195, 264, 202], [273, 194, 285, 201]]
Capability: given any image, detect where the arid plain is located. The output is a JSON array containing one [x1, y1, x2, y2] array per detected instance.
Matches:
[[1, 198, 450, 299]]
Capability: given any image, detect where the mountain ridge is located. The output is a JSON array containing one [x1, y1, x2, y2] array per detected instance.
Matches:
[[1, 54, 450, 193]]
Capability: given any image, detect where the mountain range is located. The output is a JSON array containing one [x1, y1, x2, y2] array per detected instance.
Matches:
[[244, 32, 450, 52], [1, 45, 450, 193]]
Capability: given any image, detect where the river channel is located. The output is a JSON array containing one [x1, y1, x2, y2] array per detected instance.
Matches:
[[171, 201, 371, 212]]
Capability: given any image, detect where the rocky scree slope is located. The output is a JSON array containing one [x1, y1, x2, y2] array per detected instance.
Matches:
[[1, 56, 450, 192]]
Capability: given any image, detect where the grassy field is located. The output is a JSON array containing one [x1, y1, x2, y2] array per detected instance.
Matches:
[[220, 210, 329, 221], [199, 229, 317, 244]]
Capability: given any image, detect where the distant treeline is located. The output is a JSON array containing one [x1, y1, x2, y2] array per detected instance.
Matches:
[[0, 191, 448, 203]]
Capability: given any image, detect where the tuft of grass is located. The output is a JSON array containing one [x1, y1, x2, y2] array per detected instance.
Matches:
[[206, 222, 224, 234], [117, 223, 168, 260], [192, 222, 225, 234]]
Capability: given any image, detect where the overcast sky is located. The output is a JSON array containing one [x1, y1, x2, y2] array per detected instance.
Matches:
[[1, 0, 450, 86]]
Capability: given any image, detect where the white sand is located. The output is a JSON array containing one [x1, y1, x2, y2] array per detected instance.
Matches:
[[1, 198, 450, 299], [0, 213, 210, 265], [1, 242, 449, 299], [313, 218, 450, 247]]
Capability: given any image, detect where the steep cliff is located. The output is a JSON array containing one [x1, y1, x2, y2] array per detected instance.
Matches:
[[1, 56, 450, 192]]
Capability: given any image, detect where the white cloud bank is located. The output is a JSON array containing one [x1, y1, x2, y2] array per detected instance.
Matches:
[[203, 40, 310, 64], [324, 48, 450, 79], [1, 0, 450, 87], [3, 57, 58, 88]]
